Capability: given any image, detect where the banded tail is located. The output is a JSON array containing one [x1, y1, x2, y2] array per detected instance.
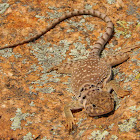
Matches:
[[0, 9, 113, 51]]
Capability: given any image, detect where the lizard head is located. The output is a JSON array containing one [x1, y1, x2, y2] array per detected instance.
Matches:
[[85, 90, 114, 116], [78, 84, 114, 116]]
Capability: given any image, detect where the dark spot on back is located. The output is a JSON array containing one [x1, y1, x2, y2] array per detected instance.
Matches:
[[83, 96, 86, 99]]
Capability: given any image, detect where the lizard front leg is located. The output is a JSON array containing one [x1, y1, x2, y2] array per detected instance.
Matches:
[[104, 80, 130, 97], [64, 100, 83, 131]]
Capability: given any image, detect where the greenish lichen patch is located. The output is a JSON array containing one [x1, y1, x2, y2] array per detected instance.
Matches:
[[127, 5, 139, 16], [124, 74, 136, 82], [14, 53, 22, 59], [136, 22, 140, 29], [78, 130, 85, 136], [41, 136, 50, 140], [114, 70, 138, 89], [114, 20, 138, 38], [67, 19, 87, 32], [114, 27, 131, 39], [25, 121, 32, 126], [66, 16, 95, 32], [108, 123, 114, 129], [107, 0, 116, 4], [35, 15, 46, 20], [118, 117, 137, 132], [29, 69, 66, 94], [130, 48, 140, 66], [76, 118, 87, 128], [29, 101, 35, 107], [115, 72, 126, 82], [135, 73, 140, 80], [0, 3, 9, 14], [31, 72, 61, 85], [48, 6, 60, 10], [85, 23, 94, 31], [36, 86, 55, 94], [131, 47, 140, 55], [22, 59, 27, 64], [23, 132, 33, 140], [84, 4, 92, 10], [0, 48, 14, 58], [46, 11, 63, 22], [30, 40, 70, 73], [129, 106, 140, 113], [110, 135, 118, 140], [89, 130, 109, 140], [10, 108, 30, 130], [66, 85, 73, 94], [69, 42, 89, 60]]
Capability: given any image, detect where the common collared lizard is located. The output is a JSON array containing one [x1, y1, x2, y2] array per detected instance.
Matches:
[[0, 10, 139, 131]]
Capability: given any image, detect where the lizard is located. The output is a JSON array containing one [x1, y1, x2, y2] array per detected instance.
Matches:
[[0, 9, 139, 131]]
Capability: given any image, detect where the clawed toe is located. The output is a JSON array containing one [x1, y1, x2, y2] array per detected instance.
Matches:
[[119, 90, 130, 97], [66, 118, 75, 131]]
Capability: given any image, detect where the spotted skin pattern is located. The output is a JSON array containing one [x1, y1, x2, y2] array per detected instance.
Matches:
[[0, 9, 139, 131]]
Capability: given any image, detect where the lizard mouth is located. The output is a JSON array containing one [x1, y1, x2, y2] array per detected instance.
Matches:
[[85, 104, 106, 116]]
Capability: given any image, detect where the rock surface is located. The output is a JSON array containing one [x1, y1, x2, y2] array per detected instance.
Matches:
[[0, 0, 140, 139]]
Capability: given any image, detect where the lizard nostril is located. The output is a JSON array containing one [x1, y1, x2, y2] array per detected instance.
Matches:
[[92, 104, 96, 107]]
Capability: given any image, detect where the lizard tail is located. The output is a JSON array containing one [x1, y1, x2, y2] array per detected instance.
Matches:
[[87, 10, 114, 56], [0, 9, 113, 51]]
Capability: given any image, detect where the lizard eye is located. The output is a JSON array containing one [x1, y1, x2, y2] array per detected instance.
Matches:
[[83, 96, 86, 99], [92, 104, 96, 107], [80, 88, 84, 92]]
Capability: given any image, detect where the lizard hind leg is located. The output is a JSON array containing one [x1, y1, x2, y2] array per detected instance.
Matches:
[[103, 44, 140, 66], [102, 52, 129, 66], [104, 80, 130, 98]]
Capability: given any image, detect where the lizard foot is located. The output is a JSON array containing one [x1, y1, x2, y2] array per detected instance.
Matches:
[[65, 117, 76, 131], [118, 90, 130, 98]]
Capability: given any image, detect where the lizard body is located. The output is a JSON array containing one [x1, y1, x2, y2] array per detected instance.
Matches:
[[0, 9, 139, 131]]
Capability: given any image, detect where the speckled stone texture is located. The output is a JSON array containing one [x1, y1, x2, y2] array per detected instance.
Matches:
[[0, 0, 140, 139]]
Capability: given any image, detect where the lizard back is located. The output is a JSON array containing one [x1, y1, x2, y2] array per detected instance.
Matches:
[[71, 56, 112, 98]]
